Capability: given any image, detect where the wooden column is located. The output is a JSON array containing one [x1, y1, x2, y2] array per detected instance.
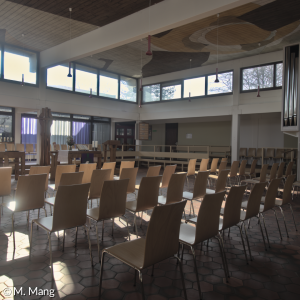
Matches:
[[103, 140, 120, 163], [38, 108, 53, 166]]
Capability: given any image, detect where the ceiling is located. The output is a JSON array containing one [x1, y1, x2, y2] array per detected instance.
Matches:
[[1, 0, 300, 78]]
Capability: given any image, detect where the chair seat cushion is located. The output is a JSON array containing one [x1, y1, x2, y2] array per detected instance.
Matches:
[[179, 223, 196, 246], [126, 200, 137, 212], [105, 238, 145, 269], [33, 216, 53, 232], [87, 207, 99, 221], [158, 196, 167, 205], [44, 197, 55, 206]]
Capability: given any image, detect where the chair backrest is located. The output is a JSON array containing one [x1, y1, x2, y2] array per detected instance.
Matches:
[[210, 158, 219, 173], [218, 161, 227, 173], [229, 161, 239, 177], [29, 166, 51, 192], [52, 183, 90, 232], [102, 162, 116, 180], [166, 173, 187, 204], [161, 165, 176, 189], [61, 145, 68, 150], [15, 144, 24, 152], [54, 144, 60, 151], [275, 149, 284, 159], [0, 167, 12, 196], [136, 176, 162, 211], [89, 169, 111, 199], [269, 163, 279, 181], [79, 163, 97, 184], [146, 165, 161, 177], [263, 178, 282, 211], [239, 160, 247, 176], [194, 191, 226, 244], [222, 185, 246, 230], [199, 158, 209, 172], [221, 158, 228, 162], [15, 174, 47, 212], [119, 167, 138, 194], [256, 148, 263, 157], [26, 144, 34, 152], [60, 172, 83, 186], [6, 144, 14, 151], [266, 148, 275, 157], [282, 174, 296, 205], [244, 182, 267, 220], [277, 162, 285, 178], [260, 164, 269, 182], [98, 179, 129, 220], [120, 161, 135, 176], [0, 144, 5, 151], [143, 201, 186, 268], [285, 161, 294, 176], [248, 148, 256, 157], [187, 159, 197, 176], [193, 171, 210, 199], [54, 165, 76, 189], [239, 148, 247, 157], [250, 159, 258, 174], [215, 169, 231, 193]]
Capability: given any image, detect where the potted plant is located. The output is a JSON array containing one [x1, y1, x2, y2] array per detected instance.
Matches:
[[66, 136, 75, 150]]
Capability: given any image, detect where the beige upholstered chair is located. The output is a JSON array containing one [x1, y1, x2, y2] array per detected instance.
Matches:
[[282, 161, 293, 181], [61, 144, 68, 150], [45, 172, 83, 214], [221, 157, 228, 162], [99, 201, 188, 300], [237, 160, 247, 184], [119, 167, 138, 197], [207, 169, 230, 193], [264, 163, 279, 183], [276, 162, 285, 179], [275, 149, 284, 163], [254, 148, 263, 164], [29, 166, 51, 193], [238, 182, 267, 260], [15, 144, 24, 152], [6, 144, 14, 151], [180, 191, 227, 295], [195, 158, 209, 173], [158, 173, 187, 206], [114, 160, 135, 179], [102, 162, 116, 180], [30, 183, 92, 276], [265, 148, 275, 164], [88, 169, 111, 208], [87, 179, 130, 260], [242, 164, 269, 186], [0, 144, 5, 151], [239, 148, 247, 159], [209, 158, 219, 174], [244, 159, 258, 179], [127, 176, 162, 237], [79, 163, 97, 184], [1, 174, 47, 249], [48, 164, 76, 192], [186, 159, 196, 190], [210, 161, 227, 184], [245, 148, 256, 162], [227, 161, 240, 186], [26, 144, 35, 161], [183, 171, 210, 217], [135, 165, 161, 190], [54, 144, 60, 151], [160, 165, 176, 192], [0, 167, 12, 215]]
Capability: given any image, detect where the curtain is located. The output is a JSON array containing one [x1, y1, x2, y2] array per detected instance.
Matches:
[[93, 123, 110, 147], [72, 121, 91, 144], [50, 120, 71, 145], [21, 117, 37, 150]]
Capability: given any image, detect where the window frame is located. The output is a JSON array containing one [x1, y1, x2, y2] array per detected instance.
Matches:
[[240, 61, 283, 93], [46, 62, 137, 104], [0, 42, 40, 88], [142, 69, 234, 104], [0, 106, 15, 143]]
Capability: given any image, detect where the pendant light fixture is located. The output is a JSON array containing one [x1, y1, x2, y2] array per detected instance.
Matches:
[[139, 39, 143, 108], [146, 0, 152, 56], [89, 88, 93, 98], [189, 59, 192, 102], [67, 8, 73, 78], [21, 34, 25, 86], [257, 43, 261, 97], [215, 14, 220, 83]]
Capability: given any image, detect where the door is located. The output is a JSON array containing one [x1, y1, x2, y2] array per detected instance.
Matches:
[[115, 123, 135, 151], [165, 123, 178, 152]]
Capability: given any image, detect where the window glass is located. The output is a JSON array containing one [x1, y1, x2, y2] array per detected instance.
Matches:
[[0, 107, 13, 113], [75, 64, 97, 95], [276, 63, 283, 87], [73, 121, 91, 144], [50, 120, 71, 145], [47, 64, 73, 91], [143, 84, 160, 102], [0, 115, 13, 142], [99, 71, 118, 99], [93, 122, 110, 145], [73, 114, 91, 120], [120, 76, 137, 102], [242, 64, 274, 90], [4, 45, 37, 84], [21, 117, 37, 145], [52, 112, 71, 118], [93, 116, 110, 122], [208, 71, 233, 95], [162, 81, 182, 100], [184, 77, 205, 98]]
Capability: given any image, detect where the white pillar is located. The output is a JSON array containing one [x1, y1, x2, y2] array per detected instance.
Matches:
[[231, 107, 241, 162]]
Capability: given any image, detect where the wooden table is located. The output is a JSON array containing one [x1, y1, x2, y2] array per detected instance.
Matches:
[[50, 150, 102, 180], [0, 151, 25, 180]]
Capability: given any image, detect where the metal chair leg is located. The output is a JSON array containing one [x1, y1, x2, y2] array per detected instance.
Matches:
[[29, 221, 34, 260], [12, 213, 15, 250], [191, 246, 202, 299], [243, 221, 253, 261], [217, 233, 230, 279], [86, 225, 93, 267], [99, 251, 106, 298], [278, 206, 289, 238], [62, 230, 66, 252], [261, 213, 270, 248], [175, 255, 188, 300], [123, 215, 131, 241], [140, 212, 143, 228], [134, 213, 139, 238], [112, 218, 114, 237], [75, 227, 78, 248], [139, 271, 145, 300], [48, 232, 53, 279], [236, 224, 248, 264], [102, 220, 105, 241], [272, 208, 282, 239], [257, 215, 267, 250], [95, 223, 101, 262], [288, 203, 298, 231]]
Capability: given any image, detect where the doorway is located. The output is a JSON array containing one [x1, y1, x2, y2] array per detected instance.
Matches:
[[115, 122, 136, 151], [165, 123, 178, 152]]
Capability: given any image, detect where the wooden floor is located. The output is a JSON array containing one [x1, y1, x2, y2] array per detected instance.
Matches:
[[0, 167, 300, 300]]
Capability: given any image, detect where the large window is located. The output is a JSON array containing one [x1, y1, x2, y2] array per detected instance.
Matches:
[[241, 62, 282, 92], [120, 76, 137, 102], [21, 116, 37, 146], [143, 84, 160, 103], [183, 77, 205, 98], [4, 45, 37, 85], [47, 64, 73, 91], [75, 65, 97, 95], [0, 107, 14, 143], [162, 81, 182, 100], [99, 71, 119, 99], [208, 71, 233, 95], [50, 120, 71, 145]]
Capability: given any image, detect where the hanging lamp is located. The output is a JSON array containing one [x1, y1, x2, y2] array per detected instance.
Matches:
[[257, 43, 261, 97], [189, 59, 192, 101], [89, 88, 93, 98], [67, 8, 73, 77], [21, 34, 25, 86], [215, 14, 220, 83], [139, 39, 143, 107], [146, 0, 152, 56]]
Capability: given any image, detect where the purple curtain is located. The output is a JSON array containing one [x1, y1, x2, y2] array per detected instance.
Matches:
[[72, 121, 91, 144], [21, 117, 37, 149]]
